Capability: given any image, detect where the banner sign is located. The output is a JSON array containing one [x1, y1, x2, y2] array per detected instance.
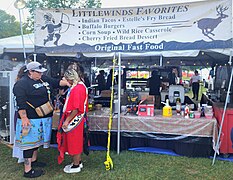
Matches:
[[34, 0, 232, 53]]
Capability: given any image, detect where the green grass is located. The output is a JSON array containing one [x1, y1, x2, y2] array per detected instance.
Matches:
[[1, 142, 233, 180], [185, 83, 207, 102]]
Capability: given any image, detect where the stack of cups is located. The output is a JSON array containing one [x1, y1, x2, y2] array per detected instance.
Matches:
[[205, 106, 213, 119]]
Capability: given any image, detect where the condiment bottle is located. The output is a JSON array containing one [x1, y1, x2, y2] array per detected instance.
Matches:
[[184, 104, 190, 119], [176, 98, 181, 115], [162, 99, 172, 117]]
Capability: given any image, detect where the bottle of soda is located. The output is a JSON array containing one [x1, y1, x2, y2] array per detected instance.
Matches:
[[201, 105, 205, 117]]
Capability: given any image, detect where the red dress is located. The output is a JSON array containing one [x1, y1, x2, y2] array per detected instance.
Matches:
[[57, 82, 88, 164]]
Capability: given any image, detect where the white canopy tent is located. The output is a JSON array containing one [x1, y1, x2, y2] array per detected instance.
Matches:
[[0, 34, 34, 55]]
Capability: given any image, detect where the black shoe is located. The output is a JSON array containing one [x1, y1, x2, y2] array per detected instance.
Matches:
[[31, 160, 47, 167], [24, 168, 44, 178], [192, 97, 195, 99]]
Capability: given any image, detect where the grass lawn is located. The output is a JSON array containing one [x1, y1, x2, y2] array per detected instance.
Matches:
[[1, 142, 233, 180], [184, 83, 207, 103], [182, 76, 207, 101]]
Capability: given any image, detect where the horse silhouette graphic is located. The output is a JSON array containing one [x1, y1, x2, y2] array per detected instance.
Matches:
[[196, 5, 228, 41]]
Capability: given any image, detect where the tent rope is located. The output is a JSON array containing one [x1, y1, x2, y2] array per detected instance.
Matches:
[[104, 57, 116, 170]]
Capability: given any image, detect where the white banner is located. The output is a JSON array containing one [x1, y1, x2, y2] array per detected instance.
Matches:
[[34, 0, 232, 53]]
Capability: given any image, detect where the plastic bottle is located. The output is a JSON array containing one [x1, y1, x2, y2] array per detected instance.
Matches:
[[198, 103, 201, 112], [201, 105, 205, 117], [181, 107, 185, 116], [162, 99, 172, 117], [184, 104, 190, 119], [176, 98, 181, 115]]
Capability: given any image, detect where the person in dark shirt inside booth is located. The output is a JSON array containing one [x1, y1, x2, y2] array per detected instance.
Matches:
[[95, 70, 106, 93], [168, 67, 178, 85], [147, 70, 162, 109], [106, 69, 112, 90]]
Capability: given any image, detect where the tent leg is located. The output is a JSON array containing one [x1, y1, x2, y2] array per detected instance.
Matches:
[[94, 57, 97, 67], [117, 52, 121, 155], [212, 52, 233, 165], [160, 55, 163, 66], [33, 54, 37, 62]]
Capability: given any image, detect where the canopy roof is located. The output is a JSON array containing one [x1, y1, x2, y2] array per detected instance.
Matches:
[[0, 33, 230, 67], [0, 34, 34, 54]]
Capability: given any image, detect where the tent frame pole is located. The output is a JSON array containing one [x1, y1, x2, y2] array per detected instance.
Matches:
[[160, 55, 163, 66], [117, 52, 121, 154], [94, 57, 97, 67], [33, 54, 37, 62]]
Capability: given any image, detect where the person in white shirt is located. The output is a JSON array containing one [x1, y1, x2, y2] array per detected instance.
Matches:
[[190, 70, 201, 101]]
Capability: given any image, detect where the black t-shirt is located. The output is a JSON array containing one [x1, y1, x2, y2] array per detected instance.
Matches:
[[148, 75, 161, 95], [168, 72, 176, 85], [96, 74, 106, 91], [84, 76, 90, 88], [13, 75, 60, 119]]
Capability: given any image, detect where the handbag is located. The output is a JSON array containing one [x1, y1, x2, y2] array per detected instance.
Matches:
[[26, 79, 54, 117], [27, 101, 54, 117]]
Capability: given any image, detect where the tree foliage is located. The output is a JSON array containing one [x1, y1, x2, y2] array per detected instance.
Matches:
[[25, 0, 101, 30], [0, 10, 22, 38]]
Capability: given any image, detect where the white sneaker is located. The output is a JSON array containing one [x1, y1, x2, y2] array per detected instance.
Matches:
[[63, 163, 73, 171], [64, 162, 83, 170], [63, 165, 81, 173], [79, 162, 83, 169]]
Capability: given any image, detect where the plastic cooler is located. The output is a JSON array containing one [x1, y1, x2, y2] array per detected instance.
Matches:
[[168, 85, 185, 104], [213, 105, 233, 154], [138, 104, 154, 116]]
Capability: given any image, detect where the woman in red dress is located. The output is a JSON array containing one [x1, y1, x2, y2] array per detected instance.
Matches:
[[57, 69, 88, 173]]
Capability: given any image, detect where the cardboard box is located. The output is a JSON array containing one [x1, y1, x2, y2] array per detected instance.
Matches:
[[137, 95, 155, 116], [100, 90, 111, 97]]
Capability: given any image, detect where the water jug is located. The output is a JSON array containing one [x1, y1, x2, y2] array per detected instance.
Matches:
[[162, 99, 172, 117]]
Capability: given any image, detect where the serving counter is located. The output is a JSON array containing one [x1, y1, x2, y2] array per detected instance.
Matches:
[[88, 108, 218, 157]]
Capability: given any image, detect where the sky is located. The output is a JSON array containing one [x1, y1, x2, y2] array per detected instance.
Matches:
[[0, 0, 204, 22]]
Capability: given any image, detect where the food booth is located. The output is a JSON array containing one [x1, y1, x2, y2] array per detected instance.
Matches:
[[33, 0, 233, 159]]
